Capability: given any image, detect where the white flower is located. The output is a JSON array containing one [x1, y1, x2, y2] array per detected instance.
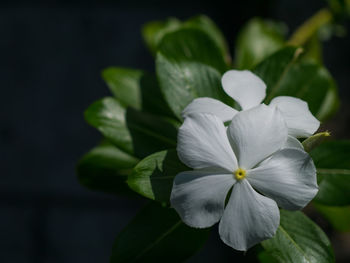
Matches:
[[182, 70, 320, 138], [170, 104, 318, 251]]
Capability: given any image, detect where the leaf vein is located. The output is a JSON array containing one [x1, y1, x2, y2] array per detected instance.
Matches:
[[279, 225, 312, 263]]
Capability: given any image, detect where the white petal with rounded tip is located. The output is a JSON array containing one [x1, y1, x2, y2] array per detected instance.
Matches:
[[283, 135, 304, 150], [227, 104, 288, 169], [182, 97, 238, 122], [171, 169, 235, 228], [177, 113, 238, 171], [247, 148, 318, 210], [221, 70, 266, 110], [270, 96, 320, 138], [219, 179, 279, 251]]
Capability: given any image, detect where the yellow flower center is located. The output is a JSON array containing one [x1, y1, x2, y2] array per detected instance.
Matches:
[[234, 168, 246, 180]]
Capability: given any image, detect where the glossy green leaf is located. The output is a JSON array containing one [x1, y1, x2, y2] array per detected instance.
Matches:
[[157, 28, 228, 73], [268, 62, 338, 119], [185, 15, 231, 64], [137, 72, 175, 118], [253, 47, 340, 121], [300, 34, 323, 64], [302, 131, 331, 152], [128, 150, 187, 203], [311, 79, 339, 121], [262, 210, 334, 263], [85, 97, 178, 158], [311, 140, 350, 206], [235, 18, 286, 69], [156, 53, 232, 119], [102, 68, 174, 118], [102, 67, 143, 109], [125, 108, 178, 158], [142, 15, 230, 64], [111, 202, 210, 263], [142, 18, 181, 54], [314, 204, 350, 232], [85, 97, 133, 154], [155, 26, 233, 119], [77, 142, 138, 194], [253, 46, 301, 100]]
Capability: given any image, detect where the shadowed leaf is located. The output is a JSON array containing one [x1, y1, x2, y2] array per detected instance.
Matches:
[[111, 203, 210, 263]]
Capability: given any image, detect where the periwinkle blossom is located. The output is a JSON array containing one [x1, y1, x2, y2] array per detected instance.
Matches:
[[170, 104, 318, 251], [183, 70, 320, 138]]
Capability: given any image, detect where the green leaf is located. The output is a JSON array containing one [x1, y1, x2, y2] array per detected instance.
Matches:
[[85, 97, 133, 154], [300, 34, 323, 64], [137, 72, 175, 118], [262, 210, 334, 263], [310, 140, 350, 206], [314, 204, 350, 232], [302, 131, 331, 152], [77, 142, 138, 194], [102, 67, 143, 109], [102, 68, 175, 118], [314, 82, 339, 121], [235, 18, 286, 69], [253, 46, 302, 100], [269, 62, 338, 119], [185, 15, 231, 65], [253, 47, 340, 121], [125, 108, 178, 158], [85, 97, 178, 158], [142, 18, 181, 54], [156, 53, 232, 119], [152, 22, 232, 119], [128, 150, 187, 203], [111, 203, 210, 263], [157, 28, 228, 73], [142, 15, 230, 64], [258, 250, 279, 263]]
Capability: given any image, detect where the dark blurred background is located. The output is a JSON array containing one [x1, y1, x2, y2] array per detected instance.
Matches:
[[0, 0, 349, 262]]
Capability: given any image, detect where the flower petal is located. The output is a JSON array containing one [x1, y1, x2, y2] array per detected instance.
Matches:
[[227, 104, 288, 169], [221, 70, 266, 110], [270, 96, 320, 138], [283, 135, 304, 150], [219, 179, 279, 251], [182, 97, 238, 122], [177, 113, 238, 171], [171, 169, 235, 228], [247, 148, 318, 210]]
